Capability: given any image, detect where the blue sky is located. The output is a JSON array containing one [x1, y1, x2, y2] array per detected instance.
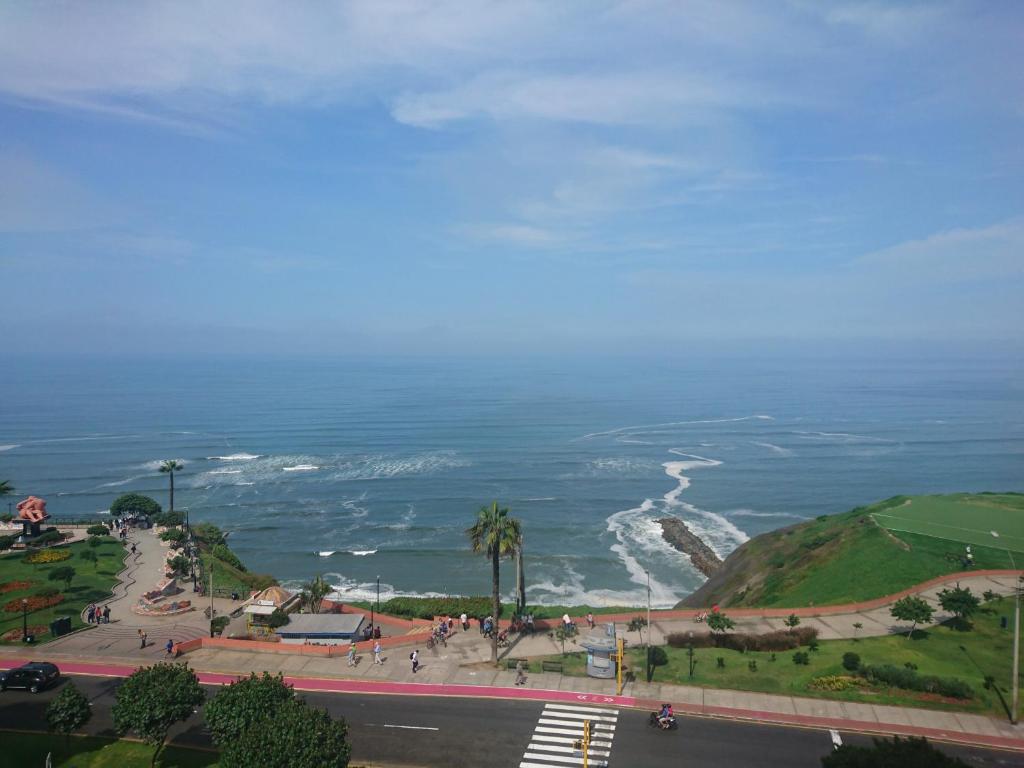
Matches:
[[1, 1, 1021, 356]]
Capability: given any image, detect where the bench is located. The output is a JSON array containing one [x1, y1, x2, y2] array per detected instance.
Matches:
[[541, 660, 563, 673], [506, 658, 528, 671]]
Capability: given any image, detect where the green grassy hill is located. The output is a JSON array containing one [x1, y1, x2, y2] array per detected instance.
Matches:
[[679, 493, 1024, 608]]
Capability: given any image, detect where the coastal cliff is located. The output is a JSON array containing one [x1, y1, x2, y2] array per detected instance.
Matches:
[[657, 517, 723, 577]]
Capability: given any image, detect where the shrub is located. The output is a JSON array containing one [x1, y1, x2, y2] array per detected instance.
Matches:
[[904, 661, 918, 671], [748, 660, 758, 672], [0, 535, 16, 551], [192, 522, 225, 547], [87, 525, 110, 537], [808, 637, 820, 652], [380, 596, 495, 621], [87, 536, 106, 548], [649, 646, 668, 667], [666, 626, 818, 653], [211, 616, 230, 636], [160, 528, 186, 546], [808, 675, 864, 692], [167, 555, 191, 575], [983, 590, 998, 603], [716, 656, 725, 669], [24, 548, 72, 564], [792, 651, 810, 665], [267, 608, 290, 629], [153, 511, 184, 528], [860, 664, 974, 699], [32, 530, 64, 546], [213, 544, 246, 571], [842, 652, 861, 672]]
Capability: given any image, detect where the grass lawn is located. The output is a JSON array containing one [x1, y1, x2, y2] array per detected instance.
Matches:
[[540, 597, 1024, 718], [0, 537, 126, 644], [694, 495, 1020, 608], [872, 493, 1024, 554], [0, 731, 218, 767]]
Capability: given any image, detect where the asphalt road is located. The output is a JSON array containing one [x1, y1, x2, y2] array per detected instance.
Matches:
[[2, 673, 1023, 767]]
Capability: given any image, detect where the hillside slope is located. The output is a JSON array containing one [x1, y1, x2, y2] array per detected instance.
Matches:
[[680, 493, 1023, 608]]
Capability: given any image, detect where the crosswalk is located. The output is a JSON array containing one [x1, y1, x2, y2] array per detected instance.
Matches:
[[519, 702, 619, 768]]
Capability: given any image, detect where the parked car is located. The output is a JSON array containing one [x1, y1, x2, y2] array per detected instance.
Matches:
[[0, 662, 60, 693]]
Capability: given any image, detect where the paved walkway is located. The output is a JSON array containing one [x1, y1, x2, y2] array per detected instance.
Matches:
[[43, 527, 213, 657]]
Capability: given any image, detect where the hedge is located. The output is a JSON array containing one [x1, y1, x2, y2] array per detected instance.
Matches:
[[380, 596, 498, 621], [666, 626, 819, 652], [860, 664, 974, 699]]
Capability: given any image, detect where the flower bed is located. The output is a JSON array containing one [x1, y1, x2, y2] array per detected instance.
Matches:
[[0, 625, 48, 642], [3, 593, 65, 613], [0, 580, 34, 594], [23, 549, 72, 564]]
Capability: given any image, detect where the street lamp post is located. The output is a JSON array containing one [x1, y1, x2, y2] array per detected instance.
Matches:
[[645, 570, 652, 682], [21, 598, 28, 642], [1014, 575, 1022, 725], [374, 575, 380, 633]]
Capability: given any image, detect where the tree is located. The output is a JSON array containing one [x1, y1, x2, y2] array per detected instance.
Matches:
[[301, 574, 331, 614], [112, 663, 205, 767], [46, 681, 92, 743], [110, 493, 162, 519], [79, 549, 98, 570], [852, 621, 863, 641], [938, 586, 981, 626], [87, 524, 110, 537], [168, 554, 190, 575], [0, 480, 13, 496], [466, 501, 521, 664], [628, 616, 648, 645], [784, 614, 801, 632], [192, 522, 226, 547], [707, 611, 735, 638], [49, 565, 76, 591], [822, 736, 968, 767], [221, 698, 350, 768], [890, 596, 934, 639], [158, 460, 185, 515], [205, 672, 294, 747]]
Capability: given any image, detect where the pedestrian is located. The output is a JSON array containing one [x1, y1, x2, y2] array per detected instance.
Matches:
[[102, 605, 111, 624], [373, 640, 383, 665], [586, 611, 595, 629], [165, 639, 174, 656], [411, 649, 419, 674], [347, 641, 357, 667], [477, 616, 484, 634], [515, 659, 527, 686], [87, 604, 96, 624], [138, 629, 147, 649], [461, 612, 469, 632]]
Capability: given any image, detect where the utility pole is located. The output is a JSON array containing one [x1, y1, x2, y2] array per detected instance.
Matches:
[[646, 569, 652, 682], [1014, 575, 1021, 724], [209, 565, 215, 638]]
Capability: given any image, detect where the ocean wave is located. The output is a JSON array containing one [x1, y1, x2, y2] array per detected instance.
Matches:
[[283, 464, 319, 472], [725, 509, 808, 520], [0, 444, 19, 452], [317, 551, 336, 557], [793, 431, 897, 444], [751, 441, 793, 456], [577, 414, 774, 441], [209, 469, 243, 475], [328, 451, 469, 482], [207, 453, 262, 461], [349, 549, 377, 556], [98, 475, 142, 488], [521, 497, 558, 502]]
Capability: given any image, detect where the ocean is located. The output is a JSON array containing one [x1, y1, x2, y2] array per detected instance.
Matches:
[[1, 355, 1022, 608]]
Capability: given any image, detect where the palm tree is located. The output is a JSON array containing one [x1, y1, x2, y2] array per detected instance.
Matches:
[[467, 501, 521, 664], [158, 460, 184, 518], [515, 531, 526, 615], [302, 574, 332, 614]]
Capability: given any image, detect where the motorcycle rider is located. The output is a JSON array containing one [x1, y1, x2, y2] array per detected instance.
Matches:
[[657, 703, 674, 729]]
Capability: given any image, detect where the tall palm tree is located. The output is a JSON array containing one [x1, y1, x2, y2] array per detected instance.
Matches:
[[467, 501, 521, 664], [158, 460, 184, 518], [302, 574, 331, 614]]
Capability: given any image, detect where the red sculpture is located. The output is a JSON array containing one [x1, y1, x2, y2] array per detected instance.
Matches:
[[16, 496, 49, 523]]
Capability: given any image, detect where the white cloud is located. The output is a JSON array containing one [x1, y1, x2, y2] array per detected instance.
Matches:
[[0, 151, 114, 232]]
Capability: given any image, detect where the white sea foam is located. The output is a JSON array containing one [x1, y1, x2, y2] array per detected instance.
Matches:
[[0, 444, 18, 452], [99, 475, 141, 488], [317, 551, 336, 557], [793, 431, 897, 444], [348, 549, 377, 556], [283, 464, 319, 472], [328, 451, 469, 482], [139, 458, 185, 471], [209, 469, 243, 475], [235, 481, 255, 486], [578, 414, 774, 441], [207, 453, 262, 461], [522, 497, 557, 502], [751, 441, 793, 456]]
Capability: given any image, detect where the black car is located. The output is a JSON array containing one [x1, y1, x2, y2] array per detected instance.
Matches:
[[0, 662, 60, 693]]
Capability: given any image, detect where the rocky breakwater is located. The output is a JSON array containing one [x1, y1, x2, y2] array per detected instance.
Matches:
[[657, 517, 723, 577]]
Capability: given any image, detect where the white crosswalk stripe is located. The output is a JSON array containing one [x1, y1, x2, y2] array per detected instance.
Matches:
[[520, 703, 619, 768]]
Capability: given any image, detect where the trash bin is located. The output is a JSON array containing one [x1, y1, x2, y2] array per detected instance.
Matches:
[[49, 616, 72, 637]]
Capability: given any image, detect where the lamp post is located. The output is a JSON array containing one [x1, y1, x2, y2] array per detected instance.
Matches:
[[687, 630, 697, 678], [21, 598, 28, 642], [995, 530, 1021, 725], [645, 569, 652, 682], [374, 575, 380, 633]]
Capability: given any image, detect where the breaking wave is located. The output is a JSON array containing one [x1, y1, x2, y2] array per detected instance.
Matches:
[[578, 414, 774, 441]]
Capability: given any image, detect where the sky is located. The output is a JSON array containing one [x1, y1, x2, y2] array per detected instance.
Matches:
[[1, 1, 1022, 357]]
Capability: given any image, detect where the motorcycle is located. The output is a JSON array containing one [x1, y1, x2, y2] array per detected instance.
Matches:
[[648, 711, 678, 730]]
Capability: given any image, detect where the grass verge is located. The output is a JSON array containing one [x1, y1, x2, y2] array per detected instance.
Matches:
[[0, 731, 219, 767]]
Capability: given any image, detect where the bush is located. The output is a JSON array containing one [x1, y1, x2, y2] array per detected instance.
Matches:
[[24, 548, 72, 564], [31, 530, 64, 546], [748, 660, 758, 672], [649, 646, 668, 666], [211, 616, 230, 636], [842, 652, 861, 672], [666, 626, 819, 652], [192, 522, 225, 547], [860, 664, 974, 699], [154, 511, 184, 528], [160, 528, 186, 545], [808, 675, 865, 692], [380, 596, 495, 621], [792, 651, 810, 665], [267, 609, 290, 629], [808, 637, 820, 652], [0, 535, 14, 551], [167, 555, 191, 575], [716, 656, 725, 668], [87, 525, 110, 537], [212, 543, 246, 571]]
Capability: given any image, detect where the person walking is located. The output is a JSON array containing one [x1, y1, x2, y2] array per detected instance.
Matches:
[[102, 605, 111, 624], [515, 659, 527, 686], [460, 612, 469, 632], [139, 629, 147, 649], [410, 649, 419, 674], [165, 639, 175, 656], [373, 640, 383, 665], [347, 641, 357, 667], [586, 612, 595, 630]]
